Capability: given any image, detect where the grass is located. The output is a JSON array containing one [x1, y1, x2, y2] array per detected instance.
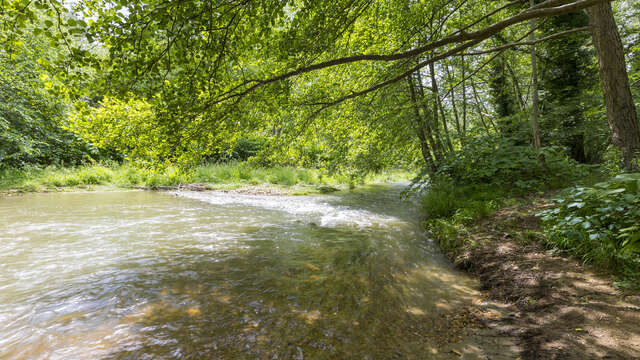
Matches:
[[420, 182, 508, 254], [192, 163, 326, 186], [421, 182, 506, 223], [0, 162, 413, 194]]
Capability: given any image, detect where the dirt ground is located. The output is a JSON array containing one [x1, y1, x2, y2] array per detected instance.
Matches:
[[445, 197, 640, 359]]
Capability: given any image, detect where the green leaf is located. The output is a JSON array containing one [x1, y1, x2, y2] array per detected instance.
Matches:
[[568, 202, 585, 209]]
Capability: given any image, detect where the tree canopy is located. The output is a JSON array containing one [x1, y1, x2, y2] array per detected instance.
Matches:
[[1, 0, 639, 173]]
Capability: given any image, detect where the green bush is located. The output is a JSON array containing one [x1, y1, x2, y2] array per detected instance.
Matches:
[[537, 173, 640, 285], [0, 167, 31, 190], [1, 162, 411, 193], [421, 180, 505, 254], [43, 173, 80, 187], [0, 34, 106, 168], [427, 218, 466, 253], [231, 137, 266, 161], [436, 136, 586, 192], [295, 169, 320, 185], [421, 181, 463, 219]]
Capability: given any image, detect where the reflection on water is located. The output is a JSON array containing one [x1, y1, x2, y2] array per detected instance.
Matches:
[[0, 185, 484, 359]]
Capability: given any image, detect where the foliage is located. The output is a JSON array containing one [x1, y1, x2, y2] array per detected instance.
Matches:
[[419, 180, 504, 254], [0, 17, 101, 168], [421, 181, 501, 221], [435, 135, 588, 192], [68, 97, 162, 163], [193, 163, 325, 187], [0, 162, 412, 193], [67, 96, 238, 166], [538, 11, 595, 163], [226, 137, 267, 162], [537, 174, 640, 280], [489, 55, 519, 120]]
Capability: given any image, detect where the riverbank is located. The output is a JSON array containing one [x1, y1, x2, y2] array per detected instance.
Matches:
[[0, 163, 413, 196], [432, 193, 640, 359]]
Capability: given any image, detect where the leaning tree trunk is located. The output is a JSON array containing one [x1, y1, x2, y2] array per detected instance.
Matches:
[[587, 2, 640, 172]]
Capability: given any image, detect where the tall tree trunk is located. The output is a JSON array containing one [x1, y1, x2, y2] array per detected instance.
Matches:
[[445, 63, 463, 142], [461, 55, 468, 140], [530, 0, 545, 168], [587, 2, 640, 172], [506, 61, 526, 111], [416, 69, 444, 162], [430, 61, 454, 153], [471, 82, 492, 135], [472, 81, 498, 133], [407, 75, 437, 173]]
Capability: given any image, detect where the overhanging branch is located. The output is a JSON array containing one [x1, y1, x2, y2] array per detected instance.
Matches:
[[212, 0, 609, 107], [456, 26, 591, 56]]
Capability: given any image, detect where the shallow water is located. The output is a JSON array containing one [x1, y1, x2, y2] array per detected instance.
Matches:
[[0, 185, 485, 359]]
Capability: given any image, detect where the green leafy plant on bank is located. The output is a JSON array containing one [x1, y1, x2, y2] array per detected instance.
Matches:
[[537, 173, 640, 287], [419, 136, 594, 255], [436, 136, 589, 192], [421, 182, 505, 253]]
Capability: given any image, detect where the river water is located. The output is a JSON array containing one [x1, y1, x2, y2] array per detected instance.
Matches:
[[0, 185, 496, 359]]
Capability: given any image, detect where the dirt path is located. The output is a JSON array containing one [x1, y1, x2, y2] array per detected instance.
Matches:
[[444, 197, 640, 359]]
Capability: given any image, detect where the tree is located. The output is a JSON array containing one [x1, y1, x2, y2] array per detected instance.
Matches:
[[539, 11, 593, 163], [0, 12, 101, 167], [5, 0, 632, 171], [489, 54, 519, 135], [587, 2, 640, 171], [529, 0, 544, 168]]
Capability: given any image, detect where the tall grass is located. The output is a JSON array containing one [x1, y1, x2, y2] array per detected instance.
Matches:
[[0, 164, 191, 191], [0, 162, 414, 192], [192, 163, 326, 186]]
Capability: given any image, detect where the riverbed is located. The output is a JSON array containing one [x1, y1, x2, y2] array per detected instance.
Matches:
[[0, 185, 510, 359]]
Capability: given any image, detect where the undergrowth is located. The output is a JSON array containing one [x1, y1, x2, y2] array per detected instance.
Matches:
[[0, 162, 412, 193], [420, 136, 593, 255], [537, 173, 640, 288], [418, 136, 638, 287]]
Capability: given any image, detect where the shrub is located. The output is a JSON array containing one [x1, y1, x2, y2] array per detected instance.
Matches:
[[114, 166, 143, 186], [537, 173, 640, 285], [421, 181, 463, 219], [231, 137, 266, 161], [435, 135, 587, 192]]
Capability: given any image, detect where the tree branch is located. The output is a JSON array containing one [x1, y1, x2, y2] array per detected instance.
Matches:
[[457, 26, 591, 56], [212, 0, 609, 107]]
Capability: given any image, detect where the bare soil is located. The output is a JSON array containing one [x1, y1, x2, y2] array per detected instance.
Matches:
[[444, 196, 640, 359]]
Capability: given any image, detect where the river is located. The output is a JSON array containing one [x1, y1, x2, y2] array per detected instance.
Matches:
[[0, 185, 509, 359]]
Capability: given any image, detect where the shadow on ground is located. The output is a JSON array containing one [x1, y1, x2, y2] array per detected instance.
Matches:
[[453, 201, 640, 360]]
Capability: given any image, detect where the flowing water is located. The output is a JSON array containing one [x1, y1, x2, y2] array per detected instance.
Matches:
[[0, 185, 494, 359]]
